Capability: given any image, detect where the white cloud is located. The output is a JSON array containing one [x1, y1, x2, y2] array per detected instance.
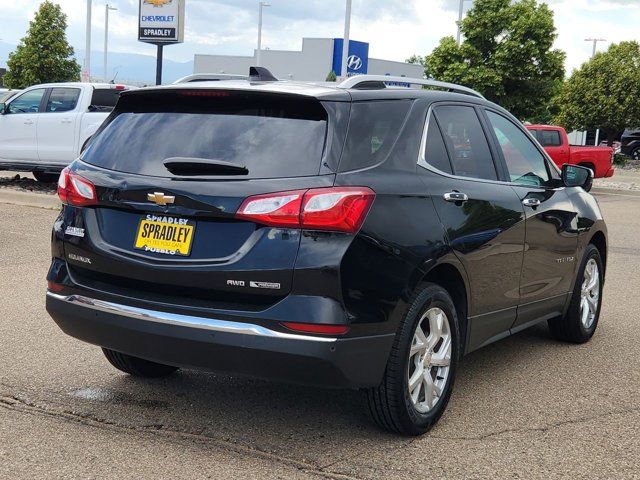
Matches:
[[0, 0, 638, 79]]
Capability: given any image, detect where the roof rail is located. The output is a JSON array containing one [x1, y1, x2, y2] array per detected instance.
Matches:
[[337, 75, 485, 99]]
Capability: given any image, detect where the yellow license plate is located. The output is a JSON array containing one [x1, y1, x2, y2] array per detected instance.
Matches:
[[134, 216, 195, 257]]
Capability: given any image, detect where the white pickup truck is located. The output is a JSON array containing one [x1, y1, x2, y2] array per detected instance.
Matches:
[[0, 83, 134, 182]]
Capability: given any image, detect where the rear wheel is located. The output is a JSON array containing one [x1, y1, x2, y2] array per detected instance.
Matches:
[[548, 244, 603, 343], [631, 148, 640, 161], [365, 283, 459, 436], [102, 348, 179, 378], [32, 171, 59, 183], [578, 162, 596, 176]]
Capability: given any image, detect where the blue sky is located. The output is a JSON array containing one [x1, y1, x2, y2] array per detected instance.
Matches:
[[0, 0, 638, 81]]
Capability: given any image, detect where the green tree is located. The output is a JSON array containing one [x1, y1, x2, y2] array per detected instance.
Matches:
[[418, 0, 565, 121], [555, 41, 640, 146], [4, 1, 81, 89], [325, 70, 337, 82]]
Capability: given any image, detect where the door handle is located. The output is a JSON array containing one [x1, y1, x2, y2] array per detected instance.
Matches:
[[522, 198, 541, 208], [61, 118, 72, 124], [23, 120, 34, 125], [443, 191, 469, 203]]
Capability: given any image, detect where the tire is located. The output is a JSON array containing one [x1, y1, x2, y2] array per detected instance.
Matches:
[[578, 162, 596, 176], [631, 148, 640, 161], [32, 171, 59, 183], [548, 244, 603, 343], [102, 348, 179, 378], [365, 283, 460, 436]]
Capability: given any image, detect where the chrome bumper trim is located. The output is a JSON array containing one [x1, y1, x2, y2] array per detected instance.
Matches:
[[46, 292, 337, 343]]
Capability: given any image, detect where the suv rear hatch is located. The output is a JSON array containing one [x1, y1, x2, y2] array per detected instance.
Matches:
[[63, 88, 348, 310]]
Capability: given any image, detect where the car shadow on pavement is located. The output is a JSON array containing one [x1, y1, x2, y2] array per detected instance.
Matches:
[[65, 321, 563, 466]]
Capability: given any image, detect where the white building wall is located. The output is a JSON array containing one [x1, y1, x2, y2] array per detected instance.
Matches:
[[193, 38, 424, 81]]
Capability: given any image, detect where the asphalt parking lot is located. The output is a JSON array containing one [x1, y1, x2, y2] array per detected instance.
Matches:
[[1, 191, 639, 479]]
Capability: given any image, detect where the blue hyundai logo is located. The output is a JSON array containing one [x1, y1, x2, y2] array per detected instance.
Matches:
[[347, 55, 363, 71]]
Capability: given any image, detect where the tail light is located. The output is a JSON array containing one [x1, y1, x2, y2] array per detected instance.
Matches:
[[57, 167, 97, 206], [236, 187, 375, 233], [281, 322, 349, 335]]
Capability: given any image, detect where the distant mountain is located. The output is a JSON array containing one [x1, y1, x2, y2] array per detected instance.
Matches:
[[0, 42, 193, 85]]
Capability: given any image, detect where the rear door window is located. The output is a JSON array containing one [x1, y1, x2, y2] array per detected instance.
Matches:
[[538, 129, 562, 147], [45, 88, 80, 112], [82, 91, 328, 179], [433, 105, 498, 181], [422, 112, 453, 174]]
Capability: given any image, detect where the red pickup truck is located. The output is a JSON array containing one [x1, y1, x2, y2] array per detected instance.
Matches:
[[526, 125, 615, 178]]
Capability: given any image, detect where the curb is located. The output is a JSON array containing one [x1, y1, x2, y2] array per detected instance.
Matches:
[[592, 187, 640, 197], [0, 189, 60, 210]]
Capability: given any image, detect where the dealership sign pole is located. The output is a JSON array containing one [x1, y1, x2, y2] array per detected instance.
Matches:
[[138, 0, 185, 85]]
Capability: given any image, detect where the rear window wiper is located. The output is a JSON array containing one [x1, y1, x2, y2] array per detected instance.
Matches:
[[163, 157, 249, 176]]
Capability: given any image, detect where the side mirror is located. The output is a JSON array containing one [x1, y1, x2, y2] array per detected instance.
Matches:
[[0, 103, 6, 114], [562, 164, 593, 192]]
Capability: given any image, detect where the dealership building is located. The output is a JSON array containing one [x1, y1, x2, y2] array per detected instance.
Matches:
[[193, 37, 424, 81]]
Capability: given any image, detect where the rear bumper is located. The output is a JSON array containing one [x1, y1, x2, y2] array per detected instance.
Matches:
[[46, 292, 394, 388]]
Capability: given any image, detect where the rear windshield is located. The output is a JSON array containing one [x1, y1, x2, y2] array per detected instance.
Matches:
[[82, 91, 328, 179]]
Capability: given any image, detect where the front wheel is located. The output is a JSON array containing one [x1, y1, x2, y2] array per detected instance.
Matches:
[[548, 244, 603, 343], [365, 283, 460, 436]]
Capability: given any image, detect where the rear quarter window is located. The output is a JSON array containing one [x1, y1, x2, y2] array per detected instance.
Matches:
[[338, 100, 412, 172]]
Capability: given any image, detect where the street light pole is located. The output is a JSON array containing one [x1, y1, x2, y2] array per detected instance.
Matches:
[[585, 38, 606, 58], [256, 2, 270, 67], [341, 0, 352, 80], [85, 0, 92, 81], [456, 0, 470, 45], [104, 4, 117, 82], [585, 38, 606, 146]]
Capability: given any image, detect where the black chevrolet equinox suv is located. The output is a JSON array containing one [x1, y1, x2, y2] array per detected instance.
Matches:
[[46, 69, 608, 436]]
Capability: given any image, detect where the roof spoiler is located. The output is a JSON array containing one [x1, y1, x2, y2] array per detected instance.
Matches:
[[249, 66, 278, 82]]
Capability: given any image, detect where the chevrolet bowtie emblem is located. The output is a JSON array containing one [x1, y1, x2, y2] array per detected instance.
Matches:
[[147, 192, 175, 206], [143, 0, 172, 6]]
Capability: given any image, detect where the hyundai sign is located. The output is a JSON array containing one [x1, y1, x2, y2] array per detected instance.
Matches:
[[138, 0, 185, 45], [332, 39, 369, 77]]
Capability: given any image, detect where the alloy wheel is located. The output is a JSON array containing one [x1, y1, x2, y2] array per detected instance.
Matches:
[[407, 307, 452, 413], [580, 258, 600, 329]]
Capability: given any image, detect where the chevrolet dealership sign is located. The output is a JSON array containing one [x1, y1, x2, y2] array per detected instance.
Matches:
[[138, 0, 185, 44]]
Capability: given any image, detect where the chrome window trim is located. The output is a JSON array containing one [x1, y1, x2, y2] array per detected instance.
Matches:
[[47, 292, 338, 343], [417, 105, 564, 191]]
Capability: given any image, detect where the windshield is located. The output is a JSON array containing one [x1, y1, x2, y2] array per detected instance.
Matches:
[[82, 91, 329, 179]]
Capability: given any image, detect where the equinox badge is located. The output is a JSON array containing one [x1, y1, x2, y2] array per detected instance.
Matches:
[[147, 192, 175, 206]]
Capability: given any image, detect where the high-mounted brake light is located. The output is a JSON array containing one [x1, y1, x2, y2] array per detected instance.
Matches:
[[179, 90, 231, 97], [236, 187, 375, 234], [57, 167, 97, 207], [281, 322, 349, 336]]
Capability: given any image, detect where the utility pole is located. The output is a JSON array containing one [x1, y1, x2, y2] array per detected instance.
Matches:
[[104, 4, 117, 82], [256, 2, 270, 67], [585, 38, 606, 145], [84, 0, 92, 81], [341, 0, 352, 80]]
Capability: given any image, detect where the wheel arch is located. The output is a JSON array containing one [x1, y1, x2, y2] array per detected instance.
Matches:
[[589, 230, 607, 277], [420, 261, 470, 355]]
